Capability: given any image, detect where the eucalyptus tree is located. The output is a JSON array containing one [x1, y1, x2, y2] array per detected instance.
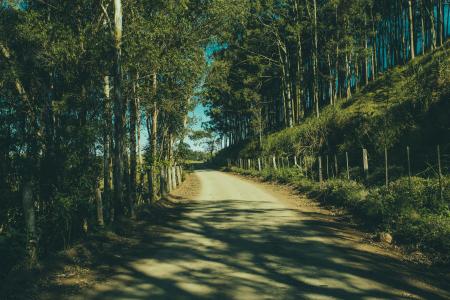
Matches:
[[203, 0, 449, 149], [0, 0, 112, 265]]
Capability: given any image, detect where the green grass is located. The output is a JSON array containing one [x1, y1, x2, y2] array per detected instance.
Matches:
[[229, 166, 450, 264], [215, 43, 450, 264], [215, 43, 450, 169]]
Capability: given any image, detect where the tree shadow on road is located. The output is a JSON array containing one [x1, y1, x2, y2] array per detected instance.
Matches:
[[58, 198, 449, 300]]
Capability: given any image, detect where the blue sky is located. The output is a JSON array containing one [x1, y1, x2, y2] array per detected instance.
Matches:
[[138, 42, 224, 153], [185, 42, 227, 151]]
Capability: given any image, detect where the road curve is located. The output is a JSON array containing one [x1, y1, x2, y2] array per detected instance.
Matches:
[[74, 170, 449, 300]]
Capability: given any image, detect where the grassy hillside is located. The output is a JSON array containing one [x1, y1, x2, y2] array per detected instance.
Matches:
[[216, 43, 450, 181], [215, 43, 450, 264]]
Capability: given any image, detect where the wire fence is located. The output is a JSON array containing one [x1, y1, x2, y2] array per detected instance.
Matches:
[[228, 144, 449, 198]]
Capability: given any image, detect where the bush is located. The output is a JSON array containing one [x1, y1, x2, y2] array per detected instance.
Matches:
[[321, 179, 367, 208], [231, 166, 450, 263]]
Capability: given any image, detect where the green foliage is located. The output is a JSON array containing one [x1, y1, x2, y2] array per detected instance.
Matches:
[[215, 44, 450, 177], [175, 141, 209, 162], [321, 180, 368, 210], [1, 0, 247, 275], [231, 165, 450, 263]]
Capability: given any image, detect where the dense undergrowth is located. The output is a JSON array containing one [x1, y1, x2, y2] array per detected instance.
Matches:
[[229, 166, 450, 264]]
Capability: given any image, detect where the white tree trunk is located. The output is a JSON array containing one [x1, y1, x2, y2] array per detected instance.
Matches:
[[112, 0, 123, 219], [408, 0, 416, 60], [96, 185, 104, 226]]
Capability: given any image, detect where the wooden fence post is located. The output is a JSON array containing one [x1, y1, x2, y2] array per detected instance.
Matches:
[[363, 148, 369, 181], [173, 166, 177, 189], [160, 167, 167, 197], [171, 166, 176, 190], [168, 166, 173, 191], [258, 158, 262, 171], [175, 166, 181, 186], [167, 166, 172, 192], [166, 166, 171, 193], [272, 155, 277, 170], [346, 151, 350, 180], [174, 166, 178, 188], [169, 166, 174, 190]]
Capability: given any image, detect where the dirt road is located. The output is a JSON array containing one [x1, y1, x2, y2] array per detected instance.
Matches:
[[72, 170, 449, 300]]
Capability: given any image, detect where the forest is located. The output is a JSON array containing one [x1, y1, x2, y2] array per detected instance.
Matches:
[[1, 0, 450, 297], [0, 0, 246, 274], [207, 0, 450, 265], [205, 0, 449, 145]]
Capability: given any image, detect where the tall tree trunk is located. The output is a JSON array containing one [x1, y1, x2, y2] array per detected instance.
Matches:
[[103, 75, 111, 223], [364, 14, 369, 85], [371, 6, 377, 79], [292, 0, 303, 122], [123, 147, 131, 216], [296, 35, 304, 119], [277, 38, 293, 128], [429, 1, 437, 50], [346, 53, 352, 99], [438, 0, 443, 46], [313, 0, 320, 118], [335, 3, 340, 101], [355, 57, 360, 91], [136, 94, 142, 203], [421, 2, 426, 53], [328, 54, 334, 105], [150, 72, 159, 203], [0, 42, 38, 266], [285, 55, 294, 128], [129, 77, 137, 218], [113, 0, 124, 220], [409, 0, 416, 60], [95, 183, 104, 227], [401, 4, 407, 64], [22, 177, 38, 267]]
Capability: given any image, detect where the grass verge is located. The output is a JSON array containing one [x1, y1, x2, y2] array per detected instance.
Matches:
[[227, 166, 450, 265]]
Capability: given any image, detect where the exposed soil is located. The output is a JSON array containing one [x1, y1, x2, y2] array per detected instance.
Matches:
[[6, 170, 450, 300]]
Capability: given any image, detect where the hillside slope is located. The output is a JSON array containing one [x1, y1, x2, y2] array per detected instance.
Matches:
[[216, 43, 450, 181], [213, 44, 450, 264]]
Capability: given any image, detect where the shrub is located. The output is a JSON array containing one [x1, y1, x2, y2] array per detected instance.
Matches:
[[321, 179, 367, 209], [230, 167, 450, 263]]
